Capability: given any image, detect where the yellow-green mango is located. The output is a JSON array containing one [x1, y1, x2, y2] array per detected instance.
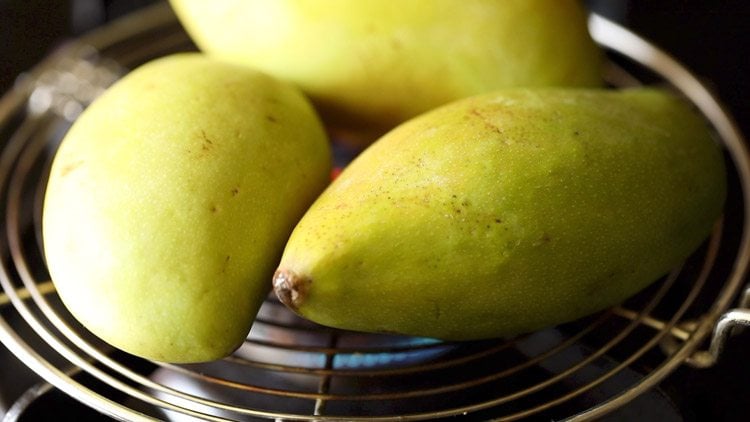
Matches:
[[43, 53, 331, 362], [169, 0, 603, 143], [273, 88, 726, 340]]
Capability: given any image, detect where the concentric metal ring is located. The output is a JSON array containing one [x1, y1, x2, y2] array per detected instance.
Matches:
[[0, 4, 748, 421]]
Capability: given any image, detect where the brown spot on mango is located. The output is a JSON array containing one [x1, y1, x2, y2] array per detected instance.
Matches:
[[60, 160, 84, 177]]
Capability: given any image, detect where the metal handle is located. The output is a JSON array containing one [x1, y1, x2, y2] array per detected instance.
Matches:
[[741, 286, 750, 308], [682, 309, 750, 368], [589, 13, 750, 369], [682, 283, 750, 368]]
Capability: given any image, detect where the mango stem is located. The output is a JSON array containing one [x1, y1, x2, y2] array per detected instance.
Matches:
[[273, 269, 311, 311]]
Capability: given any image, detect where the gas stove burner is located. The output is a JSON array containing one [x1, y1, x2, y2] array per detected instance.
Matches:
[[0, 3, 748, 421], [145, 298, 459, 421], [242, 300, 453, 371]]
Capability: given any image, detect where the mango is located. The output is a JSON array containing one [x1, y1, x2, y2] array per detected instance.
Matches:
[[169, 0, 603, 143], [273, 88, 726, 340], [43, 53, 331, 362]]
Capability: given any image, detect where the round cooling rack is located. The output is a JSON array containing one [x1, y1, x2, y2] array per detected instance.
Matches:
[[1, 4, 749, 421]]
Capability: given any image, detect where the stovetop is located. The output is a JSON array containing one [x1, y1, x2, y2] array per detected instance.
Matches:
[[0, 1, 748, 421]]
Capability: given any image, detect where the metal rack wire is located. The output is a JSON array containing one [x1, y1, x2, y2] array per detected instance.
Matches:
[[0, 4, 748, 421]]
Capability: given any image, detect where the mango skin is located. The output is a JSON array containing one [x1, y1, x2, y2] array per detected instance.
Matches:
[[274, 89, 726, 340], [43, 53, 331, 362], [169, 0, 602, 142]]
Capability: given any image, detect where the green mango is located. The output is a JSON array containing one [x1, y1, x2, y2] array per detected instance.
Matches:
[[43, 53, 331, 362], [273, 88, 726, 340], [169, 0, 602, 143]]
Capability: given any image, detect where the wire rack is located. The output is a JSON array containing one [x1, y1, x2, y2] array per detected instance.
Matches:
[[1, 4, 749, 421]]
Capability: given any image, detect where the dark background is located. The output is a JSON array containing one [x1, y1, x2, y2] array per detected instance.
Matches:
[[1, 0, 748, 137], [0, 1, 748, 420]]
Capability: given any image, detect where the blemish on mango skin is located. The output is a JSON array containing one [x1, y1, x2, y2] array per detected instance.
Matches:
[[584, 269, 620, 297], [532, 232, 553, 247], [60, 160, 84, 177], [469, 107, 502, 135], [200, 130, 214, 151], [188, 130, 218, 159], [221, 255, 231, 274], [432, 301, 442, 320]]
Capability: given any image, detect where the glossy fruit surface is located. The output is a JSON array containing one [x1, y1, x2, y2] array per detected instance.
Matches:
[[274, 88, 725, 340], [43, 53, 331, 362], [170, 0, 603, 142]]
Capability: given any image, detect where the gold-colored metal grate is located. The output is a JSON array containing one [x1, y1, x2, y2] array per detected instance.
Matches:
[[0, 4, 748, 421]]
